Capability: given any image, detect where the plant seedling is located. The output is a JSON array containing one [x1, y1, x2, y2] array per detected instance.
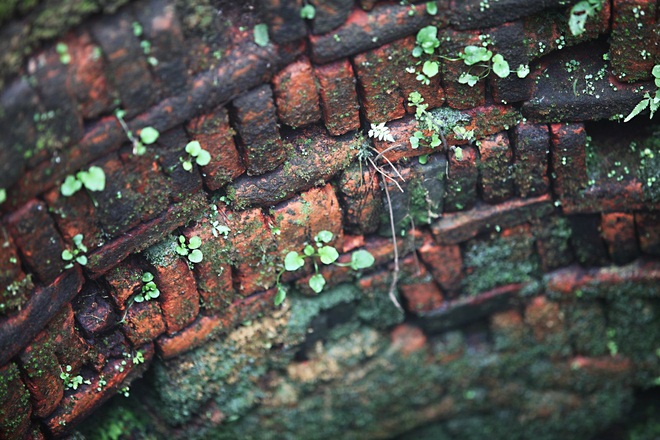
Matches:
[[115, 109, 160, 155], [569, 0, 603, 37], [180, 141, 211, 172], [300, 4, 315, 19], [56, 42, 71, 64], [0, 188, 6, 204], [368, 122, 395, 142], [61, 234, 88, 269], [175, 235, 204, 265], [61, 166, 106, 202], [134, 272, 160, 302], [624, 65, 660, 122], [60, 365, 89, 390]]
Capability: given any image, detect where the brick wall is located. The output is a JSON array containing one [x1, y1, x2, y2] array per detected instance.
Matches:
[[0, 0, 659, 438]]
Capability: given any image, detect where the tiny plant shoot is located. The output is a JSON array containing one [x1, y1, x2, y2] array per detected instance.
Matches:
[[624, 65, 660, 122], [61, 234, 88, 269], [135, 272, 160, 302], [274, 230, 375, 305], [181, 141, 211, 171], [175, 235, 204, 267]]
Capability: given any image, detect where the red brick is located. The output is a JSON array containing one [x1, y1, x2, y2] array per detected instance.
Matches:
[[152, 256, 200, 335], [66, 30, 114, 120], [314, 59, 361, 135], [353, 43, 406, 124], [524, 296, 567, 346], [0, 362, 31, 439], [636, 212, 660, 256], [272, 58, 322, 128], [74, 283, 117, 335], [19, 340, 63, 418], [220, 288, 278, 330], [445, 145, 479, 212], [104, 259, 143, 310], [478, 132, 515, 204], [418, 234, 463, 292], [186, 107, 246, 191], [491, 309, 527, 349], [390, 324, 427, 356], [511, 122, 549, 198], [156, 314, 223, 359], [46, 304, 100, 372], [232, 84, 285, 176], [569, 355, 632, 377], [561, 180, 651, 214], [120, 301, 166, 346], [550, 123, 588, 200], [611, 0, 657, 82], [531, 216, 574, 272], [431, 194, 554, 244], [6, 199, 67, 284], [601, 212, 639, 264], [337, 164, 383, 235], [400, 277, 444, 314]]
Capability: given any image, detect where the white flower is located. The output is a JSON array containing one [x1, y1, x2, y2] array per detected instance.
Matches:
[[368, 122, 395, 143]]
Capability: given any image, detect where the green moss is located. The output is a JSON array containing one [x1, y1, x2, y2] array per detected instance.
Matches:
[[76, 397, 156, 440]]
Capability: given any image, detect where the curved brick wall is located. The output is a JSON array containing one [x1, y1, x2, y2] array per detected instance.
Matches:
[[1, 0, 659, 438]]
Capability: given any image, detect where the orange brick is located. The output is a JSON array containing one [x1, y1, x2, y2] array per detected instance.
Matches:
[[272, 58, 322, 128]]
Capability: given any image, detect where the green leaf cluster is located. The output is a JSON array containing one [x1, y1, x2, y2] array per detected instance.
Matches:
[[61, 166, 106, 197], [300, 4, 315, 19], [135, 272, 160, 302], [624, 65, 660, 122], [180, 141, 211, 172], [175, 235, 204, 265], [569, 0, 603, 37], [61, 234, 88, 269]]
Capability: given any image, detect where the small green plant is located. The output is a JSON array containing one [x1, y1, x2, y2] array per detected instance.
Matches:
[[180, 141, 211, 172], [368, 122, 395, 142], [56, 42, 71, 64], [407, 92, 474, 151], [274, 230, 375, 305], [61, 234, 88, 268], [300, 3, 315, 19], [61, 166, 106, 205], [624, 65, 660, 122], [175, 235, 203, 266], [425, 1, 438, 15], [133, 351, 145, 365], [254, 24, 269, 47], [60, 365, 90, 390], [456, 43, 529, 86], [115, 109, 160, 155], [568, 0, 603, 37], [134, 272, 159, 302], [0, 188, 6, 205]]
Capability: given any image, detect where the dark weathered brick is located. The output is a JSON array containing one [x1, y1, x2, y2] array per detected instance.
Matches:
[[444, 145, 479, 212], [601, 212, 639, 265], [511, 122, 549, 198], [478, 132, 515, 204], [311, 0, 354, 34]]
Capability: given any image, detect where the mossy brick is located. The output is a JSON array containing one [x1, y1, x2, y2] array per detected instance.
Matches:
[[487, 21, 533, 104], [156, 314, 223, 359], [260, 0, 307, 44], [564, 302, 608, 357], [636, 212, 660, 256], [355, 270, 406, 329], [89, 9, 156, 118], [0, 268, 83, 366], [132, 0, 189, 96], [309, 3, 438, 64], [610, 0, 657, 83], [449, 0, 565, 30], [569, 214, 610, 266], [399, 266, 444, 314], [46, 304, 100, 372], [186, 107, 245, 191], [228, 125, 359, 208], [601, 212, 639, 265], [18, 338, 63, 418], [522, 43, 647, 122], [524, 296, 569, 357], [272, 57, 322, 128], [550, 122, 588, 200], [418, 234, 463, 293], [231, 84, 285, 176], [6, 199, 67, 284], [511, 122, 549, 198], [153, 127, 204, 203], [147, 243, 200, 335], [85, 193, 207, 277], [390, 324, 428, 356], [337, 163, 383, 235], [73, 282, 117, 335], [310, 0, 353, 34], [353, 43, 406, 124], [0, 362, 31, 439], [444, 145, 479, 212], [530, 216, 573, 272], [431, 194, 554, 244], [66, 30, 114, 120], [490, 309, 527, 352], [0, 224, 29, 315], [0, 77, 37, 190], [120, 300, 166, 346], [478, 132, 515, 204], [104, 258, 143, 310], [438, 29, 486, 110], [44, 350, 153, 437], [314, 59, 361, 135]]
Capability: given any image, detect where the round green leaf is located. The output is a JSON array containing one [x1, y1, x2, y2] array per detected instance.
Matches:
[[73, 234, 84, 246], [185, 141, 202, 156], [61, 250, 74, 261], [182, 160, 193, 172], [516, 64, 530, 78], [300, 4, 315, 19], [254, 23, 270, 47], [350, 249, 375, 270], [308, 273, 326, 293], [175, 245, 189, 256], [303, 244, 315, 256], [422, 60, 439, 78], [318, 245, 339, 265], [426, 1, 438, 15], [188, 236, 202, 249], [462, 46, 491, 65], [134, 295, 144, 303], [61, 175, 83, 196], [188, 249, 203, 263], [139, 126, 160, 145], [148, 288, 160, 299], [492, 54, 510, 78], [76, 255, 88, 266], [652, 65, 660, 78], [142, 272, 154, 282], [410, 136, 419, 149], [284, 251, 305, 271], [195, 149, 211, 166], [78, 166, 106, 192], [316, 230, 334, 243], [458, 72, 479, 87], [274, 286, 287, 306], [0, 188, 6, 204]]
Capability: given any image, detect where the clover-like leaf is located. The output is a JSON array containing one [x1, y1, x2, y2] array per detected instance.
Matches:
[[147, 287, 160, 299], [0, 189, 6, 205], [76, 255, 88, 266], [254, 23, 269, 47], [195, 149, 211, 166], [350, 249, 375, 270], [492, 54, 510, 78], [458, 72, 479, 87], [303, 244, 315, 256], [300, 4, 315, 19], [73, 234, 84, 247], [316, 230, 334, 243], [62, 250, 74, 261], [461, 45, 491, 65], [134, 294, 145, 303], [61, 175, 83, 196], [188, 249, 203, 263], [308, 273, 326, 293], [142, 272, 154, 282], [652, 65, 660, 78], [422, 60, 439, 78], [318, 245, 339, 265], [175, 245, 189, 256], [78, 166, 106, 192], [516, 64, 530, 78], [182, 160, 193, 172], [188, 236, 202, 249], [139, 126, 159, 145], [410, 136, 420, 149], [426, 1, 438, 15], [185, 141, 202, 156], [274, 286, 287, 305], [284, 251, 305, 271]]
